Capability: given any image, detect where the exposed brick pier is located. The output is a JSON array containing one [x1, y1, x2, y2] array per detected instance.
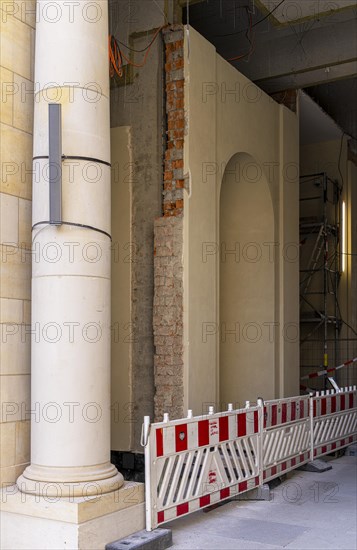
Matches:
[[162, 25, 185, 217], [153, 26, 185, 421]]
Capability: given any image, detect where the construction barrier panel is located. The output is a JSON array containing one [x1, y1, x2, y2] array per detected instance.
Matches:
[[142, 404, 263, 531], [312, 387, 357, 459], [263, 395, 310, 482], [143, 388, 356, 531]]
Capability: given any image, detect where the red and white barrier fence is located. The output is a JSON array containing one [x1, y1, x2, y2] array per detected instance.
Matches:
[[143, 387, 357, 531]]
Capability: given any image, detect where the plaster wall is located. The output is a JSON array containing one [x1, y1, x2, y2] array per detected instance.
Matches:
[[278, 105, 301, 398], [111, 126, 132, 450], [183, 27, 299, 412], [220, 153, 274, 405]]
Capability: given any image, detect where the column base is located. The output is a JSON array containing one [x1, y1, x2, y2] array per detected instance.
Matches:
[[0, 481, 145, 550], [17, 462, 124, 497]]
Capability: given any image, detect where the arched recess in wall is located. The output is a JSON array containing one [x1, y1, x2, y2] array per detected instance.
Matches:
[[219, 153, 275, 406]]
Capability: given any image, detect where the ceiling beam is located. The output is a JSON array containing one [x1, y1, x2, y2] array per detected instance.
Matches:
[[226, 18, 357, 92], [256, 60, 357, 93]]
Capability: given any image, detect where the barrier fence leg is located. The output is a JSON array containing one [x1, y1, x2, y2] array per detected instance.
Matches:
[[309, 394, 314, 463], [257, 397, 264, 488], [142, 416, 152, 532], [297, 396, 331, 473]]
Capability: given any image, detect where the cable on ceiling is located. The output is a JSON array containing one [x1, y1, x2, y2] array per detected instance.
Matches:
[[216, 0, 286, 38], [227, 6, 255, 61]]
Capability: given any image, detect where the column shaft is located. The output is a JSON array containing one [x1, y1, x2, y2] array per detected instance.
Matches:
[[17, 0, 123, 497]]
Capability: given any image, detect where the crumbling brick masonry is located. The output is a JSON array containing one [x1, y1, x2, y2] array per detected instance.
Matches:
[[153, 26, 185, 421], [162, 26, 185, 217], [153, 217, 184, 421]]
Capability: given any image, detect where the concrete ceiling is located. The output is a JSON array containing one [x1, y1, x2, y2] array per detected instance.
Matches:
[[258, 0, 356, 24], [183, 0, 357, 140]]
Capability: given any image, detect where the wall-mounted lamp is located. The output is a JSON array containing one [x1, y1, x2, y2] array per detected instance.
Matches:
[[341, 200, 346, 272], [49, 103, 62, 225]]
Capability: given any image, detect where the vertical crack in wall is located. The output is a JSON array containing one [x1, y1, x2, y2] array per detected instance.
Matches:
[[153, 26, 185, 421]]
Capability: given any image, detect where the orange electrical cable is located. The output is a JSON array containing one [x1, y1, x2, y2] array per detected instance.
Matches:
[[108, 25, 164, 77], [109, 34, 123, 77]]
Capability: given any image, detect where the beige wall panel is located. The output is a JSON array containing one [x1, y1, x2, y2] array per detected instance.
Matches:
[[0, 421, 16, 467], [15, 419, 30, 464], [0, 123, 32, 199], [13, 0, 36, 29], [13, 73, 34, 134], [0, 66, 13, 125], [0, 374, 30, 423], [0, 297, 23, 323], [0, 0, 34, 490], [0, 193, 19, 243], [18, 198, 31, 249], [0, 244, 31, 299], [183, 27, 300, 412], [220, 153, 275, 405], [0, 326, 30, 375], [23, 299, 30, 324], [111, 126, 132, 451], [0, 12, 34, 80]]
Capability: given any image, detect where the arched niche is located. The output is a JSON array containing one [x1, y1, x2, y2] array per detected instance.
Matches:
[[219, 152, 275, 406]]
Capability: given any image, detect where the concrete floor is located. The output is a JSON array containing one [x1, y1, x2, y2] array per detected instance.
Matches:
[[166, 455, 357, 550]]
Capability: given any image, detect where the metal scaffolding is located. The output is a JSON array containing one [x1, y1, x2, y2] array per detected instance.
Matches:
[[299, 172, 342, 389]]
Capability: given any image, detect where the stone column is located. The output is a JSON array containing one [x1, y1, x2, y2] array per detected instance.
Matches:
[[17, 0, 123, 497]]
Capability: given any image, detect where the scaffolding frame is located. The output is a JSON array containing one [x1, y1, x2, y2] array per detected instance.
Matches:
[[299, 172, 342, 389]]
